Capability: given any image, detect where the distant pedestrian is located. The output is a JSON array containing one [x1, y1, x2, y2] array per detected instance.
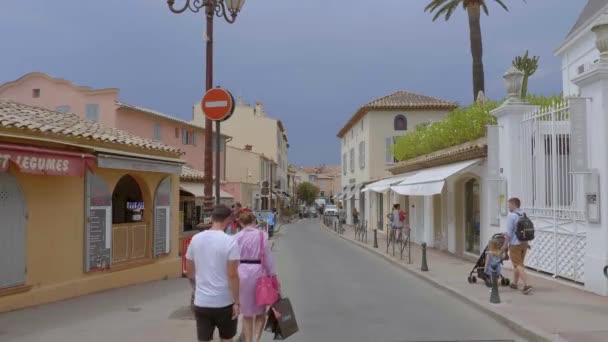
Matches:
[[502, 197, 533, 294], [186, 204, 241, 342], [234, 209, 277, 342], [268, 208, 277, 238], [352, 208, 360, 227], [388, 204, 405, 242]]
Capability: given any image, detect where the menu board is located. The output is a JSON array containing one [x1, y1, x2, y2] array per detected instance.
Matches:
[[154, 207, 169, 255], [154, 177, 172, 257], [85, 172, 112, 272], [88, 207, 111, 271]]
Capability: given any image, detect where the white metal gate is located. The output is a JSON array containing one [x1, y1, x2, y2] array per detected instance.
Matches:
[[0, 173, 26, 288], [520, 100, 586, 282]]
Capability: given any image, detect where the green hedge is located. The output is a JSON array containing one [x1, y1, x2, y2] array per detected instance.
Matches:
[[392, 94, 562, 162]]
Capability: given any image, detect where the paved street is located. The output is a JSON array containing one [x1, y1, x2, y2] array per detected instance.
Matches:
[[0, 219, 523, 342], [271, 219, 522, 342]]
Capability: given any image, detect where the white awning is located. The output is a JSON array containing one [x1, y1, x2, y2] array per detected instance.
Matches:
[[362, 173, 414, 193], [180, 182, 234, 199], [344, 183, 367, 200], [391, 159, 481, 196]]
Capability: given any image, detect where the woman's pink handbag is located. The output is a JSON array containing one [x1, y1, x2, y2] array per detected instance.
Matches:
[[256, 231, 280, 306]]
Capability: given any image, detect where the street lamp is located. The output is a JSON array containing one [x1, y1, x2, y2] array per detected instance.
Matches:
[[167, 0, 246, 225]]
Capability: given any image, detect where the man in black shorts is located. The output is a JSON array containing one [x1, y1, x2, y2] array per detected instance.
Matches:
[[186, 205, 241, 341]]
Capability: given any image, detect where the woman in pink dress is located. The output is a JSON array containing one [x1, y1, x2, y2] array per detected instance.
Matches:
[[234, 209, 276, 342]]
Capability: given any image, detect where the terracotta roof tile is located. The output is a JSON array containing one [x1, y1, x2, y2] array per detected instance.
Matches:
[[181, 166, 205, 182], [337, 91, 457, 138], [0, 99, 180, 154]]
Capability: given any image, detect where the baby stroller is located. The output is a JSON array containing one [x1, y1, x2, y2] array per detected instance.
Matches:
[[467, 233, 511, 287]]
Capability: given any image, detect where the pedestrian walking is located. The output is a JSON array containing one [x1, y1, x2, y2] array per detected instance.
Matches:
[[352, 208, 360, 227], [234, 209, 277, 342], [186, 204, 241, 342], [388, 204, 405, 242], [268, 208, 277, 238], [502, 197, 533, 294]]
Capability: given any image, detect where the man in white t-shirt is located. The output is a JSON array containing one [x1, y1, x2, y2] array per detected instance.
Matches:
[[186, 204, 241, 342]]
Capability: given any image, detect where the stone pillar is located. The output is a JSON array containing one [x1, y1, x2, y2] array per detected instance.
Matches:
[[424, 196, 434, 247], [446, 180, 457, 254], [491, 67, 538, 209], [571, 12, 608, 296]]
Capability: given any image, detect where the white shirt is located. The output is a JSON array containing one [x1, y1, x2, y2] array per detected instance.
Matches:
[[186, 230, 240, 308]]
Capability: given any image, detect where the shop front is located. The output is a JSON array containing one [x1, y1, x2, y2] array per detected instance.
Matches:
[[0, 99, 183, 312]]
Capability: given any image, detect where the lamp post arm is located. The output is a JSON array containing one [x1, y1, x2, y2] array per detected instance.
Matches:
[[216, 1, 237, 23], [167, 0, 208, 14]]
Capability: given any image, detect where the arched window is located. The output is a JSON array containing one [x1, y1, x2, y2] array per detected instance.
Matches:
[[394, 115, 407, 131], [112, 175, 144, 224]]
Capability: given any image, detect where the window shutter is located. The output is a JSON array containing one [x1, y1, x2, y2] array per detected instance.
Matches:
[[192, 131, 197, 146], [385, 137, 393, 164], [86, 104, 99, 122]]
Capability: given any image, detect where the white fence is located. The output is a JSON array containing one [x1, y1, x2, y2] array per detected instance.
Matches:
[[520, 99, 587, 282]]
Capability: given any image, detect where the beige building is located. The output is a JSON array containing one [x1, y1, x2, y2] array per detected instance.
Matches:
[[336, 91, 457, 226], [223, 146, 276, 210], [193, 100, 289, 202]]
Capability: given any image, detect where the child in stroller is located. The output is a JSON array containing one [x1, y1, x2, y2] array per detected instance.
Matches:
[[467, 233, 511, 287]]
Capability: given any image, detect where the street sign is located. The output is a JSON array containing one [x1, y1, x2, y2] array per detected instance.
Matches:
[[201, 88, 235, 121]]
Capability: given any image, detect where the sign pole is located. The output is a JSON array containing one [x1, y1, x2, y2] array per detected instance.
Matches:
[[215, 121, 221, 205]]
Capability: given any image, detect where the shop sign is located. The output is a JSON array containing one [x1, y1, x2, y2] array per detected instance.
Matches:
[[0, 144, 94, 176]]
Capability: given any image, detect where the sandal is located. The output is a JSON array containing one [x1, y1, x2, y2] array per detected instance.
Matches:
[[509, 284, 519, 290]]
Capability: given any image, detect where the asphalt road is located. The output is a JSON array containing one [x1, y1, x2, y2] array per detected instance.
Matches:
[[267, 218, 523, 342]]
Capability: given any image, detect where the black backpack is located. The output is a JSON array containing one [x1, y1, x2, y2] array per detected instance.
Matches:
[[515, 212, 535, 241]]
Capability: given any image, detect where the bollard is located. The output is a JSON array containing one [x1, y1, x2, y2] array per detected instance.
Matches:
[[421, 243, 429, 271], [373, 229, 378, 248], [490, 264, 501, 304], [334, 221, 337, 232]]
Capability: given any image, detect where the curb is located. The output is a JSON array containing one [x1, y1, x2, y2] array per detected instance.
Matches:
[[319, 223, 566, 342]]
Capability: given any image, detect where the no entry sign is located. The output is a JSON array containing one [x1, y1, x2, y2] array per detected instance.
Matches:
[[201, 88, 235, 121]]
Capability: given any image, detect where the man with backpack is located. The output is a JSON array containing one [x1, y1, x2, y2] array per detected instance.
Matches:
[[503, 197, 534, 294]]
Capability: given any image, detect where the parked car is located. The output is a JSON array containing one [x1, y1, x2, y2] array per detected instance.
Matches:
[[324, 205, 338, 216], [307, 206, 318, 218]]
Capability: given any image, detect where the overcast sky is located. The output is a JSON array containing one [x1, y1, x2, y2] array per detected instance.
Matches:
[[0, 0, 586, 165]]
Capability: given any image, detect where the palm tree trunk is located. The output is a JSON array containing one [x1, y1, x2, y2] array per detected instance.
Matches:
[[467, 4, 484, 101]]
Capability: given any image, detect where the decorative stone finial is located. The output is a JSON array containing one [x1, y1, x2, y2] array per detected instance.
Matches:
[[503, 66, 524, 99], [592, 11, 608, 61], [476, 91, 486, 105]]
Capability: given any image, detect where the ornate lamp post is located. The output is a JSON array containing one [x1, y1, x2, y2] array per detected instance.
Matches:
[[167, 0, 245, 223]]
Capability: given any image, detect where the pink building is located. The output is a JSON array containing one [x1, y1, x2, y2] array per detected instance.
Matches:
[[0, 72, 232, 232], [0, 72, 226, 178]]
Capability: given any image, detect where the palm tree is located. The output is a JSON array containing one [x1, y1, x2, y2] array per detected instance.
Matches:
[[425, 0, 509, 101]]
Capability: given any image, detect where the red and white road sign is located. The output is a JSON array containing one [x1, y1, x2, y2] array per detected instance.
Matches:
[[201, 88, 235, 121]]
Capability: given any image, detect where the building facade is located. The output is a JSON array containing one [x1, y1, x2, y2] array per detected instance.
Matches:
[[193, 100, 289, 200], [337, 91, 457, 226], [0, 100, 183, 312], [223, 145, 276, 210], [555, 0, 606, 96]]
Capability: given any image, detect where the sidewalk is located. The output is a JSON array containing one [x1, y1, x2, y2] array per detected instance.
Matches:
[[322, 219, 608, 342]]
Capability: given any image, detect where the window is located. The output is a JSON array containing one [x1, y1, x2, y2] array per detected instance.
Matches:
[[320, 191, 325, 197], [351, 130, 354, 139], [153, 123, 161, 141], [193, 131, 197, 146], [359, 141, 366, 169], [349, 148, 355, 172], [56, 105, 71, 113], [385, 137, 398, 164], [175, 127, 180, 138], [394, 114, 407, 131], [32, 89, 40, 98], [85, 104, 99, 122], [182, 128, 195, 145], [342, 153, 347, 175], [112, 175, 144, 224]]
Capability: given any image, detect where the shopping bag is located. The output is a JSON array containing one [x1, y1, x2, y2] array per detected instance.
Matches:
[[264, 307, 278, 333], [270, 297, 299, 340]]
